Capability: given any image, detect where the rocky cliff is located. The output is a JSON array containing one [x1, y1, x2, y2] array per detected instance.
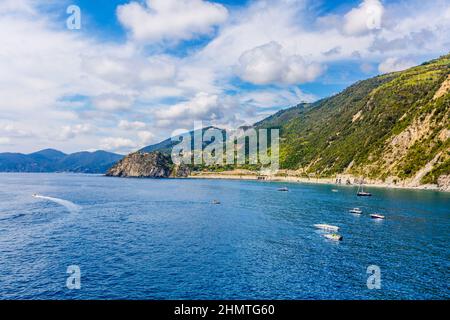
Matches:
[[106, 151, 190, 178]]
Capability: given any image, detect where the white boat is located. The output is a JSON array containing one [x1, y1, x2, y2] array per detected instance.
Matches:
[[212, 200, 221, 205], [371, 214, 385, 220], [331, 189, 339, 192], [357, 183, 372, 197], [349, 208, 363, 214], [277, 187, 289, 192], [314, 224, 340, 232], [323, 233, 343, 241]]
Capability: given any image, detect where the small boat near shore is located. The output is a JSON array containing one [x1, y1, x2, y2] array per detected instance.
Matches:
[[370, 214, 385, 220], [356, 182, 372, 197], [349, 208, 363, 214], [314, 224, 340, 232], [323, 233, 343, 241], [277, 187, 289, 192]]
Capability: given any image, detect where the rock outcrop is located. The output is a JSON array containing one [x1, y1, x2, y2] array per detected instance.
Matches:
[[437, 175, 450, 192], [106, 151, 190, 178]]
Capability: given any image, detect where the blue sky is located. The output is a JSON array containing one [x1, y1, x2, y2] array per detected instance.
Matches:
[[0, 0, 449, 153]]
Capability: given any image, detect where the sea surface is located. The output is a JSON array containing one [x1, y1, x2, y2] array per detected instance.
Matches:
[[0, 173, 449, 300]]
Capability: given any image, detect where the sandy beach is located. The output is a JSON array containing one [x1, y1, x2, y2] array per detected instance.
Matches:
[[188, 170, 449, 192]]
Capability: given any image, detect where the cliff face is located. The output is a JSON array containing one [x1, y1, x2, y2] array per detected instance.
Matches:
[[106, 151, 190, 178]]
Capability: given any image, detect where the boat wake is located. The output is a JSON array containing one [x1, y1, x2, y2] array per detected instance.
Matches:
[[32, 195, 81, 213]]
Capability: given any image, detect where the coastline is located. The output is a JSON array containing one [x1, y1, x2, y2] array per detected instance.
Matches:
[[1, 171, 448, 193], [188, 171, 450, 193]]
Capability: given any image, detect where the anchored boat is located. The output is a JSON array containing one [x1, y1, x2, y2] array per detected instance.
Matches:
[[277, 187, 289, 192], [356, 180, 372, 197], [371, 214, 385, 220], [314, 224, 340, 232]]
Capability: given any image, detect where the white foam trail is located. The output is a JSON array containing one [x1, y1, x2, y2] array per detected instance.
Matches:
[[33, 195, 81, 213]]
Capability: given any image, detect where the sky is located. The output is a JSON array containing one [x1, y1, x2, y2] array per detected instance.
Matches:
[[0, 0, 449, 154]]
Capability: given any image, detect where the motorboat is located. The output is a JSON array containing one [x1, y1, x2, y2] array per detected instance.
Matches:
[[323, 233, 343, 241], [314, 224, 340, 232], [370, 214, 385, 220], [349, 208, 363, 214], [277, 187, 289, 192]]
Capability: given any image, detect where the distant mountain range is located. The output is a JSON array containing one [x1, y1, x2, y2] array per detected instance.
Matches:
[[0, 149, 123, 173]]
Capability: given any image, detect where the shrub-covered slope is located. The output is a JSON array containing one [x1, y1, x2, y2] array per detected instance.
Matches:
[[256, 54, 450, 185]]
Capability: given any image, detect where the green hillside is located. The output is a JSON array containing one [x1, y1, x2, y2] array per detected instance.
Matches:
[[256, 54, 450, 185]]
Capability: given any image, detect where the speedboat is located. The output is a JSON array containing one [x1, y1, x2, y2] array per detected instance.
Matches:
[[331, 189, 339, 192], [323, 233, 343, 241], [277, 187, 289, 192], [32, 194, 38, 198], [349, 208, 363, 214], [370, 214, 385, 220], [212, 200, 221, 205], [314, 224, 340, 232]]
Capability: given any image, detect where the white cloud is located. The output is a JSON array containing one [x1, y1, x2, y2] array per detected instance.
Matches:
[[0, 0, 34, 14], [100, 131, 155, 152], [117, 0, 228, 43], [343, 0, 384, 36], [240, 87, 316, 109], [81, 53, 177, 88], [139, 56, 177, 83], [58, 124, 92, 141], [0, 122, 31, 137], [237, 41, 323, 85], [154, 92, 223, 123], [0, 137, 12, 145], [100, 137, 137, 152], [137, 131, 155, 145], [118, 120, 147, 130], [92, 94, 135, 111], [378, 57, 415, 74]]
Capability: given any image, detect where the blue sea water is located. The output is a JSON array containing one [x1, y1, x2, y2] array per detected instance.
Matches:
[[0, 173, 448, 300]]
